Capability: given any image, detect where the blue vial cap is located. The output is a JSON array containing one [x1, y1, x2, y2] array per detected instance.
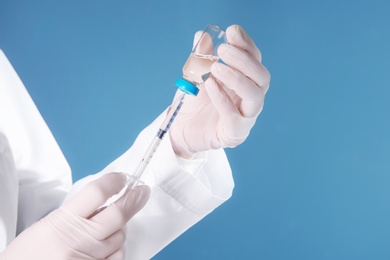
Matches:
[[175, 78, 199, 96]]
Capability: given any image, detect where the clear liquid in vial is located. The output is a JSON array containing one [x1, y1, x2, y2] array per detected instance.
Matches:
[[182, 53, 219, 85]]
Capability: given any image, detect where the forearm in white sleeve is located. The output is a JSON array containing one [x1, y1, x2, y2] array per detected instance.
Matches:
[[67, 111, 234, 259], [0, 50, 72, 236]]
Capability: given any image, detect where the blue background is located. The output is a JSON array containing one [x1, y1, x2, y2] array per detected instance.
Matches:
[[1, 0, 390, 259]]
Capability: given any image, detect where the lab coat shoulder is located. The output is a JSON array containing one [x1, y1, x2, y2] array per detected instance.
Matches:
[[0, 132, 18, 251], [0, 50, 72, 236]]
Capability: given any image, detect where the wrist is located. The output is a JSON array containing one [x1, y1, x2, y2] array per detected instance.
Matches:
[[169, 130, 197, 159]]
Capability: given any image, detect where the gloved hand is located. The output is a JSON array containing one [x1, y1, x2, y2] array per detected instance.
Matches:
[[0, 172, 150, 260], [170, 24, 271, 158]]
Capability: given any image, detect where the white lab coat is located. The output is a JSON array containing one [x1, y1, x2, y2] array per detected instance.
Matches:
[[0, 50, 234, 259]]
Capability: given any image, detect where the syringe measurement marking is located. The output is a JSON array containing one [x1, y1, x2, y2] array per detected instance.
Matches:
[[130, 92, 186, 187], [164, 95, 184, 132]]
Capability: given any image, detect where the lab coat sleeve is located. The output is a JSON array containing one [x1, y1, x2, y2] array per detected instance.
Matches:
[[67, 112, 235, 259], [0, 50, 72, 238]]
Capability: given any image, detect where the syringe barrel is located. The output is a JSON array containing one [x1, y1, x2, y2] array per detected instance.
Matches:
[[127, 135, 162, 188], [159, 92, 185, 132], [127, 92, 186, 189]]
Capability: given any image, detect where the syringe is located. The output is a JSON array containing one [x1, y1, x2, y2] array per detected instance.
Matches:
[[126, 91, 186, 188], [90, 84, 195, 218]]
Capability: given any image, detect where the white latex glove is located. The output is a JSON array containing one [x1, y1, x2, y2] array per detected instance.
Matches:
[[170, 24, 271, 158], [0, 172, 150, 260]]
